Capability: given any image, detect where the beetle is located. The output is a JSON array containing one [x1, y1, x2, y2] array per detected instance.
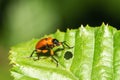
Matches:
[[30, 37, 73, 66]]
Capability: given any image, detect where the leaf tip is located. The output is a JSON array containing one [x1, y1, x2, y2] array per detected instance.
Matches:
[[56, 29, 61, 32], [101, 22, 106, 26], [86, 24, 89, 27], [67, 28, 70, 31], [78, 24, 84, 29], [81, 24, 84, 27]]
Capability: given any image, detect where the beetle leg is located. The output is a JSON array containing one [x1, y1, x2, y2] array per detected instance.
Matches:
[[35, 49, 42, 60], [61, 41, 73, 49], [51, 56, 58, 67], [37, 53, 40, 60], [33, 52, 40, 61], [54, 48, 64, 54], [49, 49, 58, 67], [30, 50, 36, 57], [42, 50, 48, 53], [50, 49, 54, 55]]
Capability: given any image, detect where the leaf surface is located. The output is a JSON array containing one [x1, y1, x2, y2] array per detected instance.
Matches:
[[9, 24, 120, 80]]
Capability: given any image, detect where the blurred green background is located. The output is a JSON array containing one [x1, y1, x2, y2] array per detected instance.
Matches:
[[1, 0, 120, 80]]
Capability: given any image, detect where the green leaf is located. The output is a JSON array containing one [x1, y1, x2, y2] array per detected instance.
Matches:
[[9, 24, 120, 80]]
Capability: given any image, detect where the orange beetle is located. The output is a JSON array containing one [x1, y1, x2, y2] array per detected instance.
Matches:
[[30, 37, 73, 66]]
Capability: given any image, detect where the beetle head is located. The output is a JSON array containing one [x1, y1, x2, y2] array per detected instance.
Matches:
[[52, 39, 60, 46]]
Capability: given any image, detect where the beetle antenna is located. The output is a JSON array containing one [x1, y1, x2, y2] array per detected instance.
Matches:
[[30, 50, 36, 57]]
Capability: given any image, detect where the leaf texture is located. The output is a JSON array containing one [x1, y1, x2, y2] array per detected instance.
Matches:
[[9, 24, 120, 80]]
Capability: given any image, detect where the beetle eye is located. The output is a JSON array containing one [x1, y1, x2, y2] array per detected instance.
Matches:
[[52, 39, 59, 45]]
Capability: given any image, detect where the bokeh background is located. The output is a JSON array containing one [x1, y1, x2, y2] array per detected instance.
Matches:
[[1, 0, 120, 80]]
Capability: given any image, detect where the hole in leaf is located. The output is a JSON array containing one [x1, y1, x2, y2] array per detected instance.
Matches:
[[64, 51, 73, 60]]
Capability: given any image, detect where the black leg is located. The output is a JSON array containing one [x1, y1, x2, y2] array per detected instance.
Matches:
[[51, 56, 58, 67], [54, 48, 64, 54], [37, 53, 40, 60], [61, 41, 73, 49], [33, 53, 40, 61], [30, 50, 36, 57]]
